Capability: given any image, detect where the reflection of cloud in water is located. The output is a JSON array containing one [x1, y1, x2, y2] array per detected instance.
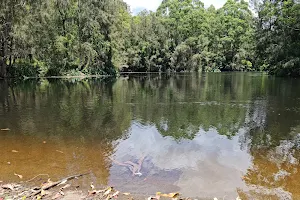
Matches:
[[111, 122, 252, 198]]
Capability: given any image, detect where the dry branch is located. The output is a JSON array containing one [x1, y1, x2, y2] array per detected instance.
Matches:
[[30, 172, 91, 197]]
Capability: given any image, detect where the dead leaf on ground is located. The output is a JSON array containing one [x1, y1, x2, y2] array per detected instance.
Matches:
[[155, 193, 161, 200], [12, 150, 19, 153], [148, 197, 159, 200], [123, 192, 130, 196], [103, 187, 113, 196], [56, 150, 64, 154], [156, 192, 179, 198], [2, 184, 14, 190], [112, 191, 119, 198], [52, 192, 62, 200], [90, 183, 95, 190], [14, 173, 23, 179], [1, 128, 10, 131], [31, 187, 40, 191], [105, 195, 112, 200], [88, 190, 105, 196], [88, 190, 97, 195], [60, 184, 70, 190], [41, 189, 47, 196], [41, 179, 54, 189]]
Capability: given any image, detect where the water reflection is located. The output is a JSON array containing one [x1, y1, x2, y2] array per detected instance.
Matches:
[[0, 73, 300, 199], [110, 123, 251, 199]]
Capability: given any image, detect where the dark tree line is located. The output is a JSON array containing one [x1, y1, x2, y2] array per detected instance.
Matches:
[[0, 0, 299, 78]]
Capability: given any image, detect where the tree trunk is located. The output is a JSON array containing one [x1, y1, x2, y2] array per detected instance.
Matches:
[[0, 40, 7, 78], [0, 0, 12, 78], [104, 26, 113, 72], [0, 61, 7, 78], [0, 79, 9, 111]]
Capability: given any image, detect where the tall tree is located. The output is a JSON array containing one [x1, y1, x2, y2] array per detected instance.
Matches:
[[1, 0, 299, 77], [254, 0, 300, 76], [0, 0, 26, 77]]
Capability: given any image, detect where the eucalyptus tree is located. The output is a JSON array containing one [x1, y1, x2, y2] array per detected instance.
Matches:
[[1, 0, 299, 77], [0, 0, 28, 77], [217, 0, 255, 71], [254, 0, 300, 76]]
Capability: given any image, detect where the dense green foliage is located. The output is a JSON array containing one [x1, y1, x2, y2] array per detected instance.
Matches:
[[124, 0, 255, 73], [0, 0, 129, 77], [0, 0, 299, 77], [117, 0, 256, 72], [253, 0, 300, 76]]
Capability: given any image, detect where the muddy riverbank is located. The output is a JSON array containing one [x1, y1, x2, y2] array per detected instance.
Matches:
[[0, 176, 183, 200]]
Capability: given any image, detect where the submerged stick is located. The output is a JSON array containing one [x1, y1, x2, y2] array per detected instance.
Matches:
[[110, 155, 145, 176], [26, 174, 50, 182], [30, 172, 91, 197]]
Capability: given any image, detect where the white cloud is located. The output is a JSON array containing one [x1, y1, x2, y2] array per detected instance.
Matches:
[[123, 0, 227, 12], [109, 122, 251, 198]]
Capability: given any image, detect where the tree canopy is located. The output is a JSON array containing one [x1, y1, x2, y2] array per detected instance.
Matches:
[[253, 0, 300, 76], [0, 0, 299, 78]]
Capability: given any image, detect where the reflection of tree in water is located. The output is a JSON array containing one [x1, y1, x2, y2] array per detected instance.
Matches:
[[239, 77, 300, 199], [1, 73, 292, 143], [239, 139, 300, 199], [0, 78, 128, 186], [117, 74, 300, 198], [245, 77, 300, 148], [0, 78, 130, 141], [1, 73, 300, 198], [117, 73, 268, 139]]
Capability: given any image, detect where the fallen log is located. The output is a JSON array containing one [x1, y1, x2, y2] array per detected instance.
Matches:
[[30, 172, 91, 197]]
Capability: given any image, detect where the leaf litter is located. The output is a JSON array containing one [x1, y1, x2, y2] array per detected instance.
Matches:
[[0, 172, 242, 200], [14, 173, 23, 179]]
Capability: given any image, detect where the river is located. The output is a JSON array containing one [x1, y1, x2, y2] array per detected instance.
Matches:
[[1, 73, 300, 199]]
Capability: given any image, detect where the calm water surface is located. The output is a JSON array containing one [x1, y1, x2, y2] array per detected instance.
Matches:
[[1, 73, 300, 200]]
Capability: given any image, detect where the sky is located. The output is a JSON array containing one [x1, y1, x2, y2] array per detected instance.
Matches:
[[123, 0, 227, 14], [110, 122, 251, 198]]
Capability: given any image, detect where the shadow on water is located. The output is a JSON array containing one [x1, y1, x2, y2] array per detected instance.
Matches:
[[1, 73, 300, 199]]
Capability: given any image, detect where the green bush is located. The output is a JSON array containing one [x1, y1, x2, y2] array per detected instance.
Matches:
[[8, 62, 41, 78]]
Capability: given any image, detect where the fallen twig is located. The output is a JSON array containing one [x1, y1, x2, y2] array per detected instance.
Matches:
[[56, 150, 64, 154], [30, 172, 91, 197], [26, 174, 50, 182]]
